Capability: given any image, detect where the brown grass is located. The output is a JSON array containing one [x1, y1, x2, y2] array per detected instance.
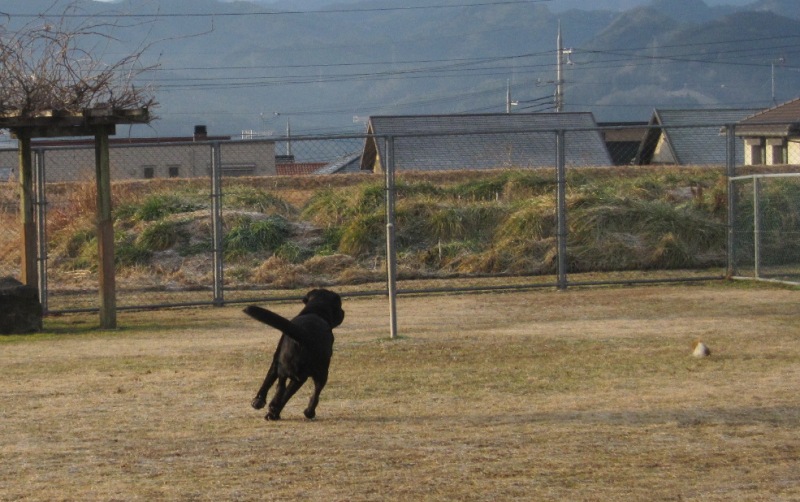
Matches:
[[1, 282, 800, 501]]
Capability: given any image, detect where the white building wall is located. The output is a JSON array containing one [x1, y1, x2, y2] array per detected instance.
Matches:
[[743, 138, 763, 165], [652, 133, 676, 164], [0, 140, 276, 182], [788, 140, 800, 164]]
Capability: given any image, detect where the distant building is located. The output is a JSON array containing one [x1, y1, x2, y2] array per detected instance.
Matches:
[[598, 122, 649, 165], [0, 126, 276, 182], [734, 98, 800, 166], [360, 113, 613, 173], [634, 108, 762, 166]]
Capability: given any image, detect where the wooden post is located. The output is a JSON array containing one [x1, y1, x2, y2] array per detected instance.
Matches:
[[17, 134, 38, 288], [94, 127, 116, 329]]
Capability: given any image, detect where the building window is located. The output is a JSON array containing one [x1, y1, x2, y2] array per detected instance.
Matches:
[[168, 166, 180, 178], [771, 144, 785, 165], [750, 144, 764, 165], [221, 163, 256, 176], [143, 166, 155, 179]]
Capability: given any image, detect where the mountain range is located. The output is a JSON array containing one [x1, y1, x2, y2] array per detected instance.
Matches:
[[2, 0, 798, 137]]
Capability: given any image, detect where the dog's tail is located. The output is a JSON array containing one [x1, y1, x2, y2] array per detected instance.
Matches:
[[243, 305, 314, 346]]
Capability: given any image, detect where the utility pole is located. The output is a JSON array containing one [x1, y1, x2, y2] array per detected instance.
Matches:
[[286, 117, 292, 157], [506, 79, 518, 113], [555, 22, 572, 112], [771, 57, 785, 105], [273, 112, 293, 157]]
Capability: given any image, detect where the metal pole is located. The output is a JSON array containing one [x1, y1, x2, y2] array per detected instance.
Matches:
[[725, 124, 737, 277], [556, 24, 563, 112], [211, 142, 224, 305], [286, 118, 292, 157], [34, 149, 48, 312], [753, 177, 762, 278], [556, 130, 568, 290], [771, 62, 776, 104], [385, 136, 398, 339]]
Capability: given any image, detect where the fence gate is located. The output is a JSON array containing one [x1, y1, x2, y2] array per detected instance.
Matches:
[[729, 172, 800, 285]]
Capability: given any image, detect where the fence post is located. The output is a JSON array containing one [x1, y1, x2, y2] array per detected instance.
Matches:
[[17, 135, 38, 289], [210, 142, 224, 306], [94, 127, 116, 329], [385, 136, 398, 339], [34, 149, 48, 312], [556, 130, 568, 290], [753, 176, 762, 278], [726, 124, 737, 277]]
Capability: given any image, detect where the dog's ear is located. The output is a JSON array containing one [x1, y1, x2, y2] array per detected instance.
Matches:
[[303, 288, 323, 304]]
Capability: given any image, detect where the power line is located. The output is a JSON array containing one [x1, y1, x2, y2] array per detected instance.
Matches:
[[142, 34, 800, 87], [10, 1, 553, 18]]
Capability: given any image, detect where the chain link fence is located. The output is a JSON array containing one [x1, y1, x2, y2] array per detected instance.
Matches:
[[0, 119, 798, 319], [730, 173, 800, 284]]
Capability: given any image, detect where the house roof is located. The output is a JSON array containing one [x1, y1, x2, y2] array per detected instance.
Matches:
[[276, 162, 327, 176], [735, 97, 800, 136], [635, 108, 762, 165], [361, 113, 612, 172], [314, 152, 362, 174]]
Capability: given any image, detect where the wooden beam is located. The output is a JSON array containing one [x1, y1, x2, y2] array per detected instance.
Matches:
[[11, 124, 117, 139], [94, 128, 116, 329], [5, 109, 149, 330], [17, 135, 38, 288]]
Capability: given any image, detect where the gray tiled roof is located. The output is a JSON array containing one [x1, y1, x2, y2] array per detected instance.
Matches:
[[362, 113, 612, 172], [314, 152, 362, 174], [640, 108, 762, 165]]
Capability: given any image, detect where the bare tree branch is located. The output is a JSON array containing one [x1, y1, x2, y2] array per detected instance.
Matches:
[[0, 0, 158, 117]]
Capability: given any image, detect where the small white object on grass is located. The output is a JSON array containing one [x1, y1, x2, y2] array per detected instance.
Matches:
[[692, 341, 711, 358]]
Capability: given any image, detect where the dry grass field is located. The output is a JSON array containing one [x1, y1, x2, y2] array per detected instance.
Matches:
[[1, 282, 799, 501]]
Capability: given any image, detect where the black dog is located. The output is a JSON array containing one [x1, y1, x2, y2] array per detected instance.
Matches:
[[244, 289, 344, 420]]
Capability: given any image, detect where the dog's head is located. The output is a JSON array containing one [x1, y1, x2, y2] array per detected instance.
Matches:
[[302, 288, 345, 329]]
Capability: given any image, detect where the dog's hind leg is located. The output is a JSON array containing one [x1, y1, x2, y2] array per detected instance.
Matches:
[[303, 375, 328, 420], [252, 360, 279, 410], [266, 377, 306, 420], [266, 377, 287, 420]]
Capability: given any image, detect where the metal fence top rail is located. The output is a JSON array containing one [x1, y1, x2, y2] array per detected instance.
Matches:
[[0, 136, 277, 153], [729, 172, 800, 181], [1, 119, 799, 153]]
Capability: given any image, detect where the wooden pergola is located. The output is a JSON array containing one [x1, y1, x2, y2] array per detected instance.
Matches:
[[3, 107, 150, 329]]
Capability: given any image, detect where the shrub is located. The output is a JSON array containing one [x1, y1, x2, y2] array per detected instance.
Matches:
[[115, 240, 152, 267], [425, 204, 506, 242], [495, 198, 555, 244], [137, 220, 187, 251], [274, 241, 312, 263], [302, 188, 354, 228], [223, 215, 291, 258], [226, 187, 295, 216], [136, 194, 202, 221], [451, 175, 508, 201], [339, 213, 385, 256]]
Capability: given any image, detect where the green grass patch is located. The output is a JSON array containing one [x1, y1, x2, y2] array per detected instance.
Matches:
[[223, 214, 291, 258]]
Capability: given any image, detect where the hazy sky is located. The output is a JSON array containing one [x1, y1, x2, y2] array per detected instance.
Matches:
[[95, 0, 760, 5]]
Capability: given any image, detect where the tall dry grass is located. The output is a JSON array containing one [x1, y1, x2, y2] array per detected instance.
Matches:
[[4, 166, 799, 289]]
